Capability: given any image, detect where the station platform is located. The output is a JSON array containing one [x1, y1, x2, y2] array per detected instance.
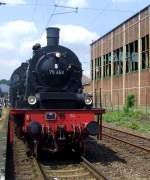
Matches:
[[0, 109, 9, 180]]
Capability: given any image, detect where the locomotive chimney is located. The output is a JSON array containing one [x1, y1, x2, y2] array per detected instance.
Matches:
[[46, 27, 60, 46]]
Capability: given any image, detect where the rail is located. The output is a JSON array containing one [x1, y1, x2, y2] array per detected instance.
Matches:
[[12, 133, 110, 179], [81, 156, 109, 180], [103, 125, 150, 152], [38, 156, 110, 179]]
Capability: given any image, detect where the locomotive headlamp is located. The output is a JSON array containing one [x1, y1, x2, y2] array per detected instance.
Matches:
[[28, 96, 37, 105], [55, 52, 61, 58], [84, 96, 93, 105]]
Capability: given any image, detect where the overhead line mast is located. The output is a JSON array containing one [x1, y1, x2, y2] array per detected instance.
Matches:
[[38, 4, 78, 40], [52, 4, 78, 15]]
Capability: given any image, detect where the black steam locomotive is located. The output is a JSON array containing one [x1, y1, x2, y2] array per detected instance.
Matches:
[[9, 27, 103, 156], [9, 27, 92, 109]]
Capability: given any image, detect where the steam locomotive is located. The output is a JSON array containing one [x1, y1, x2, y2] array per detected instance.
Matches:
[[9, 27, 104, 156]]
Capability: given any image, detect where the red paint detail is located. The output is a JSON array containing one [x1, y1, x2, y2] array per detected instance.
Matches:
[[23, 110, 95, 134], [10, 108, 105, 114], [10, 108, 105, 138]]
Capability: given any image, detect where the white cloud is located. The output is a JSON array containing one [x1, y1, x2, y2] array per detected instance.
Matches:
[[19, 33, 46, 57], [19, 40, 37, 57], [0, 20, 37, 79], [0, 42, 14, 50], [0, 59, 20, 79], [67, 0, 88, 7], [56, 0, 88, 8], [7, 23, 97, 52], [19, 24, 97, 79], [1, 20, 37, 38], [111, 0, 139, 3], [20, 24, 98, 55], [1, 0, 25, 5], [0, 20, 37, 50], [53, 24, 98, 45], [0, 22, 96, 79]]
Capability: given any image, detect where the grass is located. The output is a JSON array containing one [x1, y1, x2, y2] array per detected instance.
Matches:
[[103, 110, 150, 134], [0, 108, 8, 130]]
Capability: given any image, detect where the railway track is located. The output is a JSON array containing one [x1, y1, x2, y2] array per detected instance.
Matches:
[[13, 136, 45, 180], [103, 125, 150, 152], [38, 155, 109, 179], [12, 134, 109, 180]]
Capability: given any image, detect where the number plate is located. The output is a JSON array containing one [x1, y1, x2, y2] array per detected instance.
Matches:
[[45, 112, 56, 120]]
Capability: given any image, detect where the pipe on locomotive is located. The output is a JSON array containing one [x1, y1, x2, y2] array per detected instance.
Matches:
[[46, 27, 60, 46]]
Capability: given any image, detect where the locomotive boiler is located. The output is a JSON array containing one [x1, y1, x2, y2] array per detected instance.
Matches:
[[9, 27, 105, 156]]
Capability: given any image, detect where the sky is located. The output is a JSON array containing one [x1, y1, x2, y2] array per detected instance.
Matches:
[[0, 0, 149, 79]]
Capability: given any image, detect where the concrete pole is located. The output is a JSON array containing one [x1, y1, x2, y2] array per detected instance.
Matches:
[[92, 44, 96, 106], [138, 13, 141, 106], [123, 24, 126, 105], [101, 40, 104, 106], [111, 32, 114, 104]]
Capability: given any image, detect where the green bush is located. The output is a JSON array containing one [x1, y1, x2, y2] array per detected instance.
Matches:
[[124, 94, 135, 112], [103, 110, 150, 134]]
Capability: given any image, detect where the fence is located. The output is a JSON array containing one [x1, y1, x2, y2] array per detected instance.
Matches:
[[94, 86, 150, 114]]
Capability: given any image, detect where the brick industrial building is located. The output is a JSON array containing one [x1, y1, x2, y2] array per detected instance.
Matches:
[[91, 5, 150, 108]]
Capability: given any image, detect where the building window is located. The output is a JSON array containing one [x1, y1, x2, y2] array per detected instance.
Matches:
[[106, 54, 109, 77], [142, 36, 146, 69], [93, 57, 102, 80], [91, 35, 149, 81], [119, 48, 123, 74], [114, 48, 123, 76], [131, 40, 138, 71], [95, 58, 97, 80], [95, 57, 101, 80], [103, 53, 111, 78], [141, 35, 149, 70], [103, 55, 106, 78], [108, 53, 111, 76], [98, 57, 101, 79], [126, 40, 139, 73], [126, 44, 130, 73], [133, 40, 138, 71]]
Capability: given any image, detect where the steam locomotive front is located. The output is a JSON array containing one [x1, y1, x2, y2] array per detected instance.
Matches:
[[26, 27, 92, 109], [33, 27, 82, 92], [35, 50, 70, 90], [9, 27, 101, 157]]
